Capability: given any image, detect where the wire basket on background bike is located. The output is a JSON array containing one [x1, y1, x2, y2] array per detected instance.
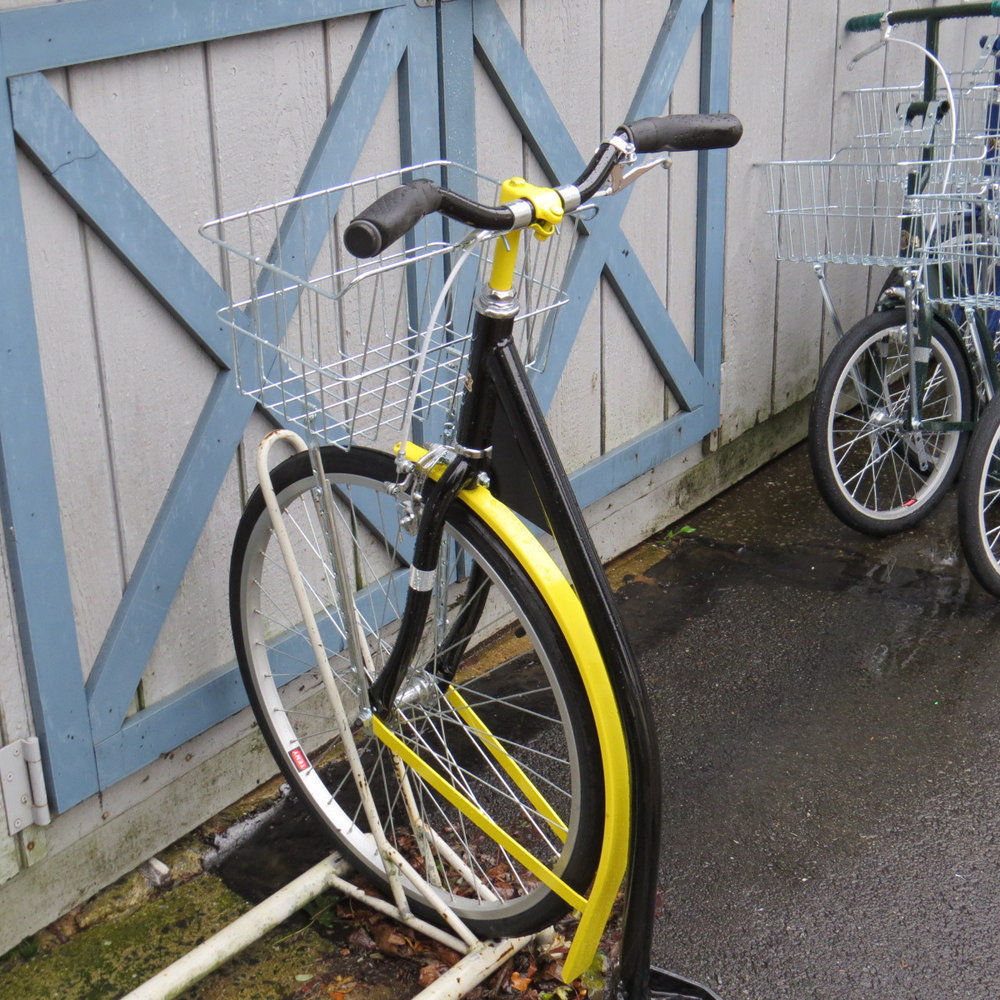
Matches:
[[768, 35, 1000, 273], [850, 76, 1000, 163], [201, 161, 580, 450], [909, 184, 1000, 314], [764, 148, 973, 266]]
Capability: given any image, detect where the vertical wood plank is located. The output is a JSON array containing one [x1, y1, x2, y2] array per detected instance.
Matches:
[[601, 0, 669, 454], [821, 0, 892, 357], [16, 149, 123, 683], [472, 0, 524, 187], [522, 0, 604, 470], [770, 0, 839, 413], [719, 0, 788, 443], [0, 506, 31, 884], [208, 23, 333, 216]]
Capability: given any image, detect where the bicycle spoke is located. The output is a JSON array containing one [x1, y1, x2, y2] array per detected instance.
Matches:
[[233, 449, 602, 935]]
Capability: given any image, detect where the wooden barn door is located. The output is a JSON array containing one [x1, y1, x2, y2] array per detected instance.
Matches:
[[0, 0, 440, 817], [0, 0, 732, 828]]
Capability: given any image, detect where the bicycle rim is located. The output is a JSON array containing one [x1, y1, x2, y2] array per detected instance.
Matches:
[[959, 401, 1000, 597], [231, 446, 603, 937], [812, 312, 967, 533]]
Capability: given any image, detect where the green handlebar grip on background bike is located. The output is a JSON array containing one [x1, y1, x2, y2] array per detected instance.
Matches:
[[846, 2, 1000, 32]]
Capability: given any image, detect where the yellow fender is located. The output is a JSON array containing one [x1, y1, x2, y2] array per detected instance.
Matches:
[[382, 444, 631, 982]]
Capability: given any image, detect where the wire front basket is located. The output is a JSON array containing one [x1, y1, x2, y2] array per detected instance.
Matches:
[[766, 148, 943, 266], [767, 32, 1000, 271], [202, 161, 580, 450], [909, 184, 1000, 309], [851, 76, 1000, 162]]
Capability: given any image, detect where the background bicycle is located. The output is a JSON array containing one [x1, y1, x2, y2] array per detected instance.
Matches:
[[938, 184, 1000, 596], [767, 4, 1000, 536]]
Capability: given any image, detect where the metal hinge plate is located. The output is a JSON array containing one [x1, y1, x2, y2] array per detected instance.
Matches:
[[0, 738, 50, 836]]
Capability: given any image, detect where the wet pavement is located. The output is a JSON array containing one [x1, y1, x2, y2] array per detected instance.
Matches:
[[7, 440, 1000, 1000], [626, 443, 1000, 1000]]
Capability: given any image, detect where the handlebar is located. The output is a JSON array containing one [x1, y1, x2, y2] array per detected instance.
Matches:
[[343, 112, 742, 258], [621, 113, 743, 154], [846, 2, 1000, 33]]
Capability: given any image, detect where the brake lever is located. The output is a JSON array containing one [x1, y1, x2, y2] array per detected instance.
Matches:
[[606, 154, 672, 195], [848, 15, 891, 71]]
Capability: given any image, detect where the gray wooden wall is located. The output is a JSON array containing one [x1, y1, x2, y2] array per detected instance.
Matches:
[[0, 0, 991, 951]]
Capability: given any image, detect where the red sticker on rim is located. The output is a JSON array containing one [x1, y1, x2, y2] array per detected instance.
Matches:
[[289, 746, 310, 772]]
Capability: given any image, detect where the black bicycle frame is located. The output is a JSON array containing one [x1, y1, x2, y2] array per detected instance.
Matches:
[[471, 311, 668, 1000], [365, 288, 714, 999]]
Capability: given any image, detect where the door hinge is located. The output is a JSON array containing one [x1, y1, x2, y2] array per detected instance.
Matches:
[[1, 738, 51, 835], [414, 1, 459, 7]]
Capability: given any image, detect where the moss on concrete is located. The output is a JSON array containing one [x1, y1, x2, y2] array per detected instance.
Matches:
[[0, 872, 394, 1000], [0, 876, 237, 999]]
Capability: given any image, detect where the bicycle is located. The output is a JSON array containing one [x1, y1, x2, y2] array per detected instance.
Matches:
[[767, 4, 1000, 536], [932, 185, 1000, 595], [957, 376, 1000, 598], [202, 112, 741, 998]]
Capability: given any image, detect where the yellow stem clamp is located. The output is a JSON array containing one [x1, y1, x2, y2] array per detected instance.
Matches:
[[501, 176, 564, 240], [490, 177, 566, 292]]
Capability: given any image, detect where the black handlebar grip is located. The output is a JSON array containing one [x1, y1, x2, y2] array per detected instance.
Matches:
[[623, 113, 743, 154], [344, 178, 444, 258]]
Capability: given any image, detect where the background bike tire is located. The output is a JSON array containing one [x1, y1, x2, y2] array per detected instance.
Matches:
[[230, 446, 604, 939], [808, 308, 971, 536], [958, 395, 1000, 598]]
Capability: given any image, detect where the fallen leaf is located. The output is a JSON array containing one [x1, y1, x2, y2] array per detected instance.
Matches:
[[431, 941, 463, 966], [348, 928, 376, 950], [374, 923, 414, 957], [419, 961, 447, 987], [510, 971, 533, 992]]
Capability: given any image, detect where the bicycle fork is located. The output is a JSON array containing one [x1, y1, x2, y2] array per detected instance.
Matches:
[[366, 450, 479, 715], [904, 269, 934, 438]]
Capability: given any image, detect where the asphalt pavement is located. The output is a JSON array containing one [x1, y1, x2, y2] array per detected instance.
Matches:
[[628, 443, 1000, 1000]]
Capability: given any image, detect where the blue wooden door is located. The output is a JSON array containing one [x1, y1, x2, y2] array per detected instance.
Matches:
[[0, 0, 731, 814]]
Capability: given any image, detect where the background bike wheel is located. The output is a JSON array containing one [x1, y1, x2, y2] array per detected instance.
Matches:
[[808, 308, 972, 536], [231, 446, 604, 938], [958, 395, 1000, 597]]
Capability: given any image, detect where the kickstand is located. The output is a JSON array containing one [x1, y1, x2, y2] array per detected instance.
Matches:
[[647, 966, 724, 1000]]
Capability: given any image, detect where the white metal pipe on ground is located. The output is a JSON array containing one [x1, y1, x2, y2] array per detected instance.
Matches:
[[409, 936, 535, 1000], [120, 854, 352, 1000]]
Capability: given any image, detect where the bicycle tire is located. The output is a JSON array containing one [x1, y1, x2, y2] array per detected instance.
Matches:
[[230, 446, 604, 938], [958, 395, 1000, 597], [808, 308, 971, 535]]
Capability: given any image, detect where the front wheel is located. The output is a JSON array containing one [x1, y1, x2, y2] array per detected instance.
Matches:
[[230, 446, 604, 939], [808, 308, 972, 535], [958, 396, 1000, 597]]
